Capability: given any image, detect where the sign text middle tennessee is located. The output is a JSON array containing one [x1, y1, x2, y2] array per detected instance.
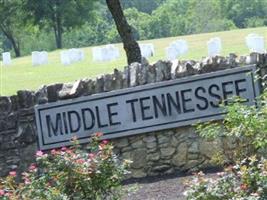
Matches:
[[35, 65, 259, 150]]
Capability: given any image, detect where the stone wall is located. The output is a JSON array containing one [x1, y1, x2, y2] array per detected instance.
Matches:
[[1, 53, 267, 178]]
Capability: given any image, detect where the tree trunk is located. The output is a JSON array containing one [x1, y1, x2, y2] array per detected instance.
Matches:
[[0, 26, 21, 57], [54, 26, 62, 49], [54, 0, 63, 49], [12, 40, 20, 57], [8, 35, 20, 57], [106, 0, 141, 65]]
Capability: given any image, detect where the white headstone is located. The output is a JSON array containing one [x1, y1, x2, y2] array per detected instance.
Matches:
[[166, 40, 188, 60], [32, 51, 48, 66], [245, 33, 265, 53], [140, 43, 155, 58], [92, 45, 120, 62], [207, 37, 222, 57], [69, 49, 78, 63], [78, 49, 85, 61], [171, 40, 188, 55], [2, 52, 11, 66], [32, 51, 39, 66], [92, 47, 102, 61], [60, 49, 84, 65], [60, 51, 71, 66], [40, 51, 48, 65], [165, 46, 178, 60]]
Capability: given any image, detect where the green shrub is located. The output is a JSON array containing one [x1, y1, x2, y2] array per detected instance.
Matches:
[[186, 91, 267, 199], [196, 94, 267, 163], [0, 133, 131, 200], [184, 156, 267, 200]]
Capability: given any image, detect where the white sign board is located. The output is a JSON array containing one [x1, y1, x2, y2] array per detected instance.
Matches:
[[35, 65, 259, 150]]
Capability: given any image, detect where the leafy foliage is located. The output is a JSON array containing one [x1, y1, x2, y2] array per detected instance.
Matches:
[[184, 157, 267, 200], [0, 133, 131, 200], [196, 94, 267, 163], [186, 91, 267, 199], [1, 0, 266, 56]]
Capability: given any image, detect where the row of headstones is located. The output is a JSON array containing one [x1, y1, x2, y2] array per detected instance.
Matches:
[[33, 49, 85, 66], [1, 49, 86, 66], [1, 33, 266, 66], [166, 33, 265, 59]]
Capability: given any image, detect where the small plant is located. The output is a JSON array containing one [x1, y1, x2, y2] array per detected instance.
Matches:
[[186, 91, 267, 199], [0, 133, 131, 200], [184, 156, 267, 200], [196, 94, 267, 163]]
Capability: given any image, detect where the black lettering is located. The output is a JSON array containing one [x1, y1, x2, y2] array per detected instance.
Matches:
[[152, 94, 167, 118], [166, 92, 181, 115], [67, 111, 81, 133], [126, 99, 138, 122], [46, 113, 63, 137], [81, 108, 95, 130], [235, 79, 248, 102], [222, 81, 234, 105], [140, 97, 153, 120], [95, 106, 108, 128], [208, 84, 221, 108], [195, 87, 208, 110], [181, 89, 195, 113], [62, 112, 69, 134], [107, 103, 121, 126]]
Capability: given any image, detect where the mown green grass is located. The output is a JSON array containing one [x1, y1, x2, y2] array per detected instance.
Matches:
[[1, 27, 266, 96]]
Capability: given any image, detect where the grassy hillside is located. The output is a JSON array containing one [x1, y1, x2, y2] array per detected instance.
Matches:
[[1, 27, 267, 96]]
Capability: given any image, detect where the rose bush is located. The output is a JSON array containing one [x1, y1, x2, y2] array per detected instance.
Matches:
[[184, 156, 267, 200], [0, 133, 131, 200], [185, 92, 267, 199]]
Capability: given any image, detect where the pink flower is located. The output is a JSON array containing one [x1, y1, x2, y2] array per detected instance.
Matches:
[[36, 151, 44, 157], [0, 190, 5, 196], [66, 149, 73, 154], [76, 159, 85, 164], [88, 153, 95, 159], [9, 171, 16, 177], [240, 183, 248, 190], [24, 178, 31, 185], [61, 147, 67, 151], [95, 132, 103, 137], [102, 140, 109, 145], [51, 149, 57, 155], [216, 172, 225, 177], [29, 164, 37, 171], [4, 192, 10, 197]]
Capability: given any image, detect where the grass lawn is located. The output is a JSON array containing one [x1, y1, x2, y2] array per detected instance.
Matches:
[[0, 26, 266, 96]]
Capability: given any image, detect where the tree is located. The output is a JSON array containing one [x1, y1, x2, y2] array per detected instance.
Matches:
[[221, 0, 267, 28], [106, 0, 141, 65], [121, 0, 166, 14], [0, 0, 25, 57], [124, 8, 153, 40], [24, 0, 96, 49]]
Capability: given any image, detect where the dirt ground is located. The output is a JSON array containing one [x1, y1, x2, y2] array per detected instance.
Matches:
[[122, 172, 218, 200]]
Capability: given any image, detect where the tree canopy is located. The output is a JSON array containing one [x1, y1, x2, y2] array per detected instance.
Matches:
[[24, 0, 97, 48], [0, 0, 266, 57]]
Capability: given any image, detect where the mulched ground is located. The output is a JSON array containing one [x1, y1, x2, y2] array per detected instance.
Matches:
[[122, 171, 219, 200]]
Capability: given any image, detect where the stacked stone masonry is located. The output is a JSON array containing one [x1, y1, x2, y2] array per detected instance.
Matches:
[[1, 53, 267, 178]]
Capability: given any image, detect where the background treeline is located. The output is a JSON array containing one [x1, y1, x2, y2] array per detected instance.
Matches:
[[0, 0, 266, 57]]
